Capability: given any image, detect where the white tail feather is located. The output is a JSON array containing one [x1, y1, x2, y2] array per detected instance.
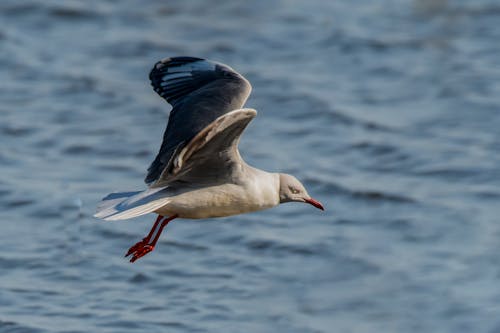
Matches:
[[94, 187, 171, 221]]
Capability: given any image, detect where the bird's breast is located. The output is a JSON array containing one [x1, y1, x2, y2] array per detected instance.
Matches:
[[155, 179, 280, 219]]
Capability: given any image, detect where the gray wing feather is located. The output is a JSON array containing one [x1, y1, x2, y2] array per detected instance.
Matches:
[[154, 108, 257, 188], [146, 57, 252, 186]]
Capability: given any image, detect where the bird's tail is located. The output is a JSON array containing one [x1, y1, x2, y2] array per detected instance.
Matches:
[[94, 187, 171, 221]]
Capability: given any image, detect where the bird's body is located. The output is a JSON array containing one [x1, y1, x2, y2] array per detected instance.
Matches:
[[95, 57, 323, 262], [156, 168, 280, 219]]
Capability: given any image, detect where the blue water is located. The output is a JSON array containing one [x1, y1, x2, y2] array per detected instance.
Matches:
[[1, 0, 500, 332]]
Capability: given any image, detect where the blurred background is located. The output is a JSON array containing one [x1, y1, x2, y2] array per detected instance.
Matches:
[[1, 0, 500, 332]]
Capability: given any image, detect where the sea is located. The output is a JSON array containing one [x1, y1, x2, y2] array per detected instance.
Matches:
[[1, 0, 500, 332]]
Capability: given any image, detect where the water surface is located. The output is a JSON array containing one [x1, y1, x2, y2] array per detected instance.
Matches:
[[1, 0, 500, 332]]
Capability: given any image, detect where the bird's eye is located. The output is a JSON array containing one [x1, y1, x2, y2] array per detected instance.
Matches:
[[291, 188, 299, 194]]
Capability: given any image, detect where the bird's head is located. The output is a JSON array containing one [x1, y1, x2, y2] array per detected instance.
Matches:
[[278, 173, 324, 211]]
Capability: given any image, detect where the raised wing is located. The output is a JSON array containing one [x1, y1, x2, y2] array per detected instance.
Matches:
[[153, 108, 257, 188], [145, 57, 252, 186]]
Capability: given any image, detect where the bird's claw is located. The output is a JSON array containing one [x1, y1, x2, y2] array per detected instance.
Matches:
[[125, 240, 154, 262], [130, 245, 154, 263], [125, 238, 147, 258], [123, 214, 177, 262]]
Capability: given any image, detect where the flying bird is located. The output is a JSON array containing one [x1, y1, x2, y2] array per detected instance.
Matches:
[[95, 57, 324, 262]]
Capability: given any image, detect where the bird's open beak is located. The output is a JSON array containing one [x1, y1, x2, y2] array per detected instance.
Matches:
[[304, 198, 324, 211]]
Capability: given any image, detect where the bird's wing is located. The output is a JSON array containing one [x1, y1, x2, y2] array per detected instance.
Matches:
[[151, 108, 257, 188], [145, 57, 252, 186]]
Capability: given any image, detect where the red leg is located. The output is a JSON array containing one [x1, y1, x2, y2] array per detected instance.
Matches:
[[149, 215, 176, 248], [125, 214, 178, 263], [125, 215, 163, 257]]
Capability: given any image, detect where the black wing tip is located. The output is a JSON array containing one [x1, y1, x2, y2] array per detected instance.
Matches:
[[149, 56, 239, 82], [161, 56, 205, 63], [149, 56, 219, 104], [149, 56, 207, 89], [151, 56, 205, 73]]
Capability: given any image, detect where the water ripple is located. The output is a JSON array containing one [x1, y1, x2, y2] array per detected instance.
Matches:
[[0, 320, 44, 333], [1, 0, 499, 332]]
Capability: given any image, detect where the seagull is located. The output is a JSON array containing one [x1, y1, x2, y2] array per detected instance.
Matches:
[[95, 57, 324, 262]]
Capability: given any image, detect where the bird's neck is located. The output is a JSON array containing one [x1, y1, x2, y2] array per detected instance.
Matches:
[[239, 164, 280, 207]]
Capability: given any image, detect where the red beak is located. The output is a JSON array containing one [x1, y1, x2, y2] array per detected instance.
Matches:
[[304, 198, 324, 211]]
